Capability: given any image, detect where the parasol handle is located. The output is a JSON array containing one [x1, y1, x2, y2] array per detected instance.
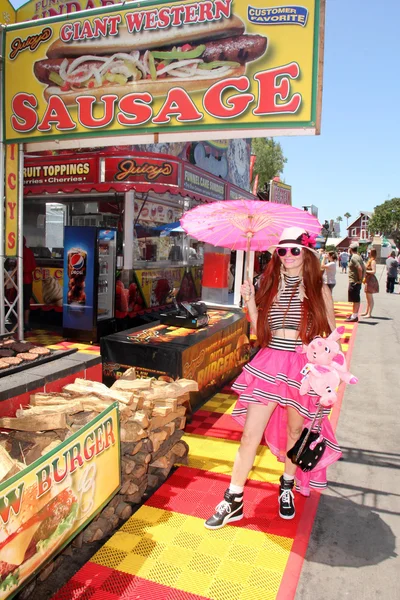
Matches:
[[244, 233, 253, 303]]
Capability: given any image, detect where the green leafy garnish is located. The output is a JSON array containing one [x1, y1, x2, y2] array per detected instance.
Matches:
[[49, 71, 63, 86], [198, 61, 240, 70], [36, 502, 78, 554], [104, 73, 128, 85], [0, 569, 20, 592], [148, 52, 157, 80], [152, 45, 206, 60]]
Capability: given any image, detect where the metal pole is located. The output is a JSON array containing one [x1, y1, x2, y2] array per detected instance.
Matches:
[[0, 27, 5, 334], [0, 143, 4, 334], [247, 250, 255, 283], [17, 145, 24, 340], [124, 190, 134, 270], [233, 250, 244, 306]]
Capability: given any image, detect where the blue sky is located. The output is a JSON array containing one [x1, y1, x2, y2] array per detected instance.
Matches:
[[8, 0, 397, 226], [10, 0, 28, 9], [278, 0, 400, 223]]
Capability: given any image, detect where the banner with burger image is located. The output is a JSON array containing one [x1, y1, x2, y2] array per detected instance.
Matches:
[[4, 0, 323, 143], [182, 316, 249, 396], [0, 405, 120, 599]]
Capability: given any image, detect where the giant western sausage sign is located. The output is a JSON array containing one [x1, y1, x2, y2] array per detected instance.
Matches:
[[3, 0, 325, 144]]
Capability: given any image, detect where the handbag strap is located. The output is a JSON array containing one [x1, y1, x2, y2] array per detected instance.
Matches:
[[295, 404, 324, 461]]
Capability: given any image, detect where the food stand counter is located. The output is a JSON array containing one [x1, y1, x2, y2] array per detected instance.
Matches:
[[101, 309, 249, 409]]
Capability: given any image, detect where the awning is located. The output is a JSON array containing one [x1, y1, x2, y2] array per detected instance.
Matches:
[[154, 222, 185, 233], [24, 150, 257, 204]]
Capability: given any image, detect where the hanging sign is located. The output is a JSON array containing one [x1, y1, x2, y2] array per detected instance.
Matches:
[[269, 180, 292, 205], [104, 155, 180, 186], [183, 165, 226, 201], [5, 144, 19, 257], [24, 157, 99, 186], [4, 0, 325, 144]]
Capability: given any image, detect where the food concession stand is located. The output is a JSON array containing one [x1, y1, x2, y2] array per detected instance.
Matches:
[[23, 149, 255, 334]]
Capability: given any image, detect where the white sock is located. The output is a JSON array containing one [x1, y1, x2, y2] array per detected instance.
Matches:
[[351, 313, 358, 319], [283, 473, 295, 482], [229, 483, 244, 495]]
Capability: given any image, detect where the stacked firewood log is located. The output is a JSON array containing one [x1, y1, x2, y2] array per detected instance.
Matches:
[[0, 369, 196, 549]]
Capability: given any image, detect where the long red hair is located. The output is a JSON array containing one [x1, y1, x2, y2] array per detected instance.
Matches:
[[256, 251, 331, 347]]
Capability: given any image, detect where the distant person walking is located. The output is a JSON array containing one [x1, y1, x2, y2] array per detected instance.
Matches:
[[321, 251, 337, 293], [386, 251, 398, 294], [345, 243, 365, 323], [361, 248, 379, 317], [339, 250, 349, 273]]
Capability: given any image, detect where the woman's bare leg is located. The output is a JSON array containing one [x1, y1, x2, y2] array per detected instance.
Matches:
[[369, 294, 374, 316], [231, 402, 277, 486], [284, 406, 305, 477], [361, 292, 371, 316], [205, 402, 278, 529]]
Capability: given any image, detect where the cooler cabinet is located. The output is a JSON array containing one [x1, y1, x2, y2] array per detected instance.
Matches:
[[62, 226, 117, 343]]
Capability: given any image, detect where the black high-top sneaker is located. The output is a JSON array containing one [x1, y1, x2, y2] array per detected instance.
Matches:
[[204, 489, 244, 530], [278, 475, 295, 520]]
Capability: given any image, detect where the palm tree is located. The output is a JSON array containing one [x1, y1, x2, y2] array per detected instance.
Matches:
[[335, 216, 343, 237], [344, 212, 351, 226]]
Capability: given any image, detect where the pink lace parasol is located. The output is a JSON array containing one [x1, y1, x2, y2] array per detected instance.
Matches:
[[180, 199, 321, 280]]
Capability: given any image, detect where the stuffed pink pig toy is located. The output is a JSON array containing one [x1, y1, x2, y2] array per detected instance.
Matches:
[[297, 326, 358, 406], [299, 364, 341, 407]]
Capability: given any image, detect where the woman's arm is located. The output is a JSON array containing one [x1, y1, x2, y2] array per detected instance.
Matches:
[[321, 261, 334, 271], [241, 281, 258, 332], [247, 297, 258, 333], [322, 283, 336, 332]]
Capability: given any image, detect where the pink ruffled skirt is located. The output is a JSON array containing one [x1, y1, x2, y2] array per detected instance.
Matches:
[[231, 339, 342, 496]]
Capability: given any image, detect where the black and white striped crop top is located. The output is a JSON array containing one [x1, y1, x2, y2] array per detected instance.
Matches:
[[269, 275, 302, 331]]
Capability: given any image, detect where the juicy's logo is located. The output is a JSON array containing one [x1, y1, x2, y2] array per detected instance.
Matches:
[[9, 27, 52, 60], [115, 159, 174, 182]]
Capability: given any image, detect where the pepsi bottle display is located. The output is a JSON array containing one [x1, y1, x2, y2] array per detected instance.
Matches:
[[67, 248, 87, 304]]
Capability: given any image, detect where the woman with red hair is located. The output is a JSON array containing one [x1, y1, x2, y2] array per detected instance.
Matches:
[[205, 227, 340, 530]]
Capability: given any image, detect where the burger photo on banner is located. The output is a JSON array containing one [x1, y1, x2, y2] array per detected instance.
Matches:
[[0, 477, 78, 598], [4, 0, 323, 142]]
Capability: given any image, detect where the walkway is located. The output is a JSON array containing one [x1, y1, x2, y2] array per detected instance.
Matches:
[[50, 302, 357, 600]]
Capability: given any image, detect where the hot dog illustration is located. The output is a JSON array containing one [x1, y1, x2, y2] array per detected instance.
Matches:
[[33, 16, 267, 105]]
